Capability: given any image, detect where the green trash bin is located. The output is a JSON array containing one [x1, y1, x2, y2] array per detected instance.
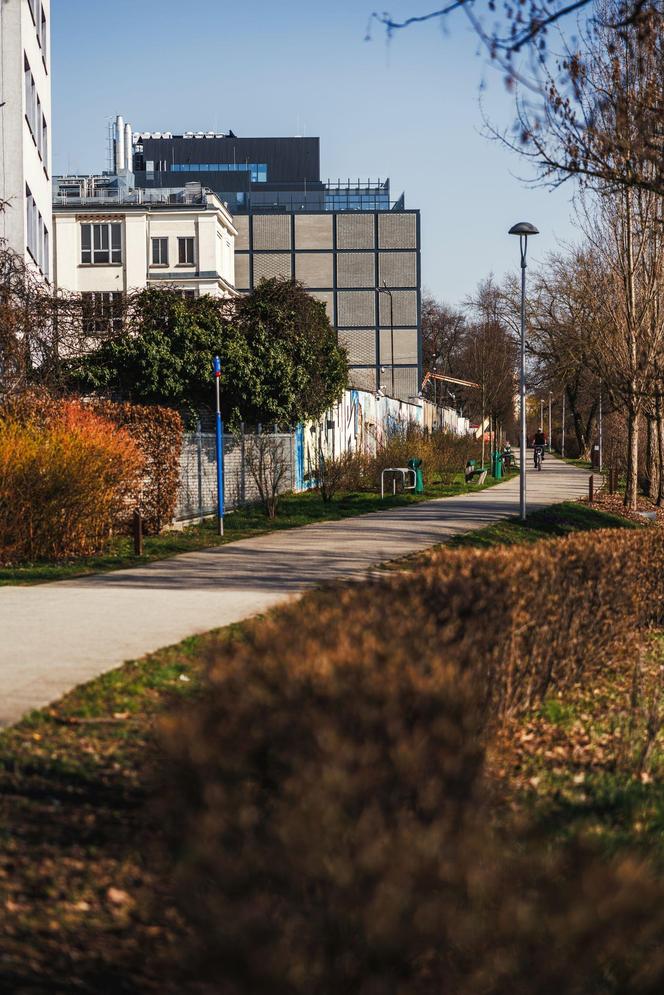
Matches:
[[408, 457, 424, 494], [492, 450, 503, 480]]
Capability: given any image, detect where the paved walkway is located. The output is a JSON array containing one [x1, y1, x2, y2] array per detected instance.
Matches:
[[0, 459, 590, 726]]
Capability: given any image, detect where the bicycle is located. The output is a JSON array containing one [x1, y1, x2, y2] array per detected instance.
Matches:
[[534, 445, 544, 471]]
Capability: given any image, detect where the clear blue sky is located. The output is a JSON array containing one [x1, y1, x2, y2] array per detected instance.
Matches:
[[52, 0, 579, 307]]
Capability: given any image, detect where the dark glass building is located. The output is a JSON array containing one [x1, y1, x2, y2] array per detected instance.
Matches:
[[131, 132, 421, 399]]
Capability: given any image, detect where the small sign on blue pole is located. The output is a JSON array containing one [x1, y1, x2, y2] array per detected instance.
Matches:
[[213, 356, 224, 536]]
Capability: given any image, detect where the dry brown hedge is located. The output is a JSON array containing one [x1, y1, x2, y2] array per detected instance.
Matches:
[[164, 528, 664, 994]]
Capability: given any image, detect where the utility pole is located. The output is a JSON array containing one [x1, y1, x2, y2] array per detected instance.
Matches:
[[548, 390, 552, 452], [561, 388, 566, 458]]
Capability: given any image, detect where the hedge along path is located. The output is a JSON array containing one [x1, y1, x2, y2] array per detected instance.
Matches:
[[0, 392, 184, 539], [164, 528, 664, 994]]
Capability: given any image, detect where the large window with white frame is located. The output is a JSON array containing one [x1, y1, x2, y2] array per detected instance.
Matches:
[[151, 237, 169, 266], [178, 237, 195, 265], [81, 222, 123, 265]]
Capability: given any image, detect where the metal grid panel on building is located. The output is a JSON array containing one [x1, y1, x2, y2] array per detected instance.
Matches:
[[234, 253, 250, 290], [252, 214, 292, 250], [348, 366, 377, 392], [234, 215, 250, 251], [337, 290, 375, 327], [379, 328, 419, 364], [379, 289, 418, 326], [294, 214, 333, 249], [392, 366, 419, 399], [339, 328, 377, 365], [378, 213, 417, 249], [378, 251, 417, 288], [336, 213, 375, 249], [253, 252, 292, 283], [294, 252, 333, 288], [336, 252, 375, 288]]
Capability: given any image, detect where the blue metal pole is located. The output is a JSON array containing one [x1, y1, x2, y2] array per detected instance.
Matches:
[[213, 356, 224, 536]]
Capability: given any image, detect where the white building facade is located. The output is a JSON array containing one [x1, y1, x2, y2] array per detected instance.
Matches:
[[0, 0, 52, 279], [53, 189, 237, 314]]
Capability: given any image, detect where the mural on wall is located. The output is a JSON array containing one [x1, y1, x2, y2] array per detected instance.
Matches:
[[298, 386, 470, 488]]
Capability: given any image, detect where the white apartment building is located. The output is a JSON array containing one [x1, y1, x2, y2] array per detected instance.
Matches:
[[0, 0, 52, 279], [53, 187, 237, 320]]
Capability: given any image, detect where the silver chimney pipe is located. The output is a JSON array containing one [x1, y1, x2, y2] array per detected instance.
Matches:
[[115, 115, 125, 174], [124, 123, 133, 172]]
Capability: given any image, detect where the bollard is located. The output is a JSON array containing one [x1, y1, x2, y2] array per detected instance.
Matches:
[[589, 475, 594, 503], [133, 509, 144, 556]]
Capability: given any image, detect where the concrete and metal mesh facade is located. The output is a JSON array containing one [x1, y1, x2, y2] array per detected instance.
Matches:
[[234, 210, 421, 400]]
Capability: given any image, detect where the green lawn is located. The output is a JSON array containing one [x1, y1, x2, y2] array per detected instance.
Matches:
[[0, 470, 516, 586]]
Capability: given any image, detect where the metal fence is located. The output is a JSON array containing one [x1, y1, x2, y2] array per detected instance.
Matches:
[[175, 429, 296, 523]]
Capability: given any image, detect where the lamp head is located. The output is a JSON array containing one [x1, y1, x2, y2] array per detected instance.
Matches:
[[509, 222, 539, 236]]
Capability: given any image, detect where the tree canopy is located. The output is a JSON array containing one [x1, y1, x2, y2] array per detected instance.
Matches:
[[68, 280, 348, 428]]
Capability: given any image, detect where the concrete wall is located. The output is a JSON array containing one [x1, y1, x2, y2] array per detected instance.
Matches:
[[0, 0, 52, 280]]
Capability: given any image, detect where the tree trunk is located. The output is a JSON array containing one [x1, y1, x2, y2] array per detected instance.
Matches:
[[644, 414, 658, 498], [657, 395, 664, 507], [625, 409, 640, 510]]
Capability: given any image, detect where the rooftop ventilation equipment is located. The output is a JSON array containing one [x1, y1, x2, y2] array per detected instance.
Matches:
[[163, 132, 173, 139], [195, 131, 205, 138], [152, 132, 162, 139], [184, 132, 194, 138], [215, 133, 225, 138], [205, 131, 215, 138]]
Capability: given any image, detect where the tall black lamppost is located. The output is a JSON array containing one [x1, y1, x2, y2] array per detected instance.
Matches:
[[509, 222, 539, 522], [378, 280, 395, 396]]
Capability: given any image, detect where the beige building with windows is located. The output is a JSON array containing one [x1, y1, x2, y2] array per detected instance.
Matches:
[[53, 186, 237, 321], [0, 0, 52, 280]]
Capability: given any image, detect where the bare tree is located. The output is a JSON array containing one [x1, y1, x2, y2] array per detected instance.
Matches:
[[245, 434, 292, 519], [421, 294, 466, 377]]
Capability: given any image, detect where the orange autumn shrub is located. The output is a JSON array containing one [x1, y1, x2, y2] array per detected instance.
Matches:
[[2, 391, 184, 535], [0, 401, 143, 563]]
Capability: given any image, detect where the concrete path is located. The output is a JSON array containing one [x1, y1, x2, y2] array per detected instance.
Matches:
[[0, 459, 590, 726]]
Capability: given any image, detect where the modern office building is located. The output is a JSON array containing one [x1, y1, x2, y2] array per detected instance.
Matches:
[[53, 185, 237, 317], [0, 0, 52, 280], [130, 128, 421, 399]]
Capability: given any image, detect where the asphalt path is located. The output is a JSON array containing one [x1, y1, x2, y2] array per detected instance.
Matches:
[[0, 458, 591, 726]]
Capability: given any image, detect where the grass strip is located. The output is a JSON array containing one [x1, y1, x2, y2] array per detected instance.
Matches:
[[0, 471, 516, 586]]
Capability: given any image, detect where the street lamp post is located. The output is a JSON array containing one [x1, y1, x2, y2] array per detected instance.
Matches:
[[540, 398, 545, 427], [213, 355, 224, 536], [548, 390, 553, 452], [562, 388, 566, 458], [378, 281, 395, 397], [509, 222, 539, 522]]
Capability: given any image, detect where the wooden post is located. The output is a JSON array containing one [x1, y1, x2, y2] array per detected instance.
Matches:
[[133, 509, 144, 556], [589, 475, 594, 503]]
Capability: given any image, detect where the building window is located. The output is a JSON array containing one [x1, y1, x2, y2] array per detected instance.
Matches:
[[151, 237, 168, 265], [177, 289, 197, 299], [82, 292, 124, 336], [25, 185, 48, 277], [178, 237, 195, 265], [81, 222, 122, 264], [170, 162, 267, 182]]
